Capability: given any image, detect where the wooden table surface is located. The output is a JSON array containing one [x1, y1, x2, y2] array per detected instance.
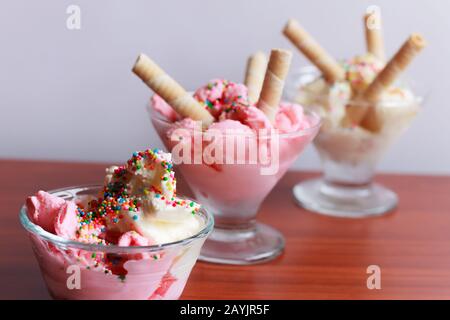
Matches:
[[1, 159, 450, 300]]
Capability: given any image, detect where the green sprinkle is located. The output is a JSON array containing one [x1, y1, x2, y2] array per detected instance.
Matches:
[[205, 100, 214, 109]]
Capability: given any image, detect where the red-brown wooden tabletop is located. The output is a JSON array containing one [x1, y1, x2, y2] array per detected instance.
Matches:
[[1, 159, 450, 300]]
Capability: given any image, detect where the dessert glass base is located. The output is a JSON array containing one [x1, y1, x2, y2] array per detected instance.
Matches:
[[199, 222, 284, 265], [293, 178, 397, 218]]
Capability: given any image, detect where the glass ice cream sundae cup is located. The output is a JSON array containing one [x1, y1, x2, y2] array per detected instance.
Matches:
[[151, 108, 320, 264], [20, 149, 213, 299], [20, 186, 213, 300], [282, 14, 427, 217], [285, 66, 424, 217], [132, 50, 320, 264]]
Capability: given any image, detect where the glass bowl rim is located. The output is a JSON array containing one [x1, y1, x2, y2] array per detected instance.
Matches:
[[284, 65, 427, 108], [19, 184, 214, 253], [147, 97, 323, 138]]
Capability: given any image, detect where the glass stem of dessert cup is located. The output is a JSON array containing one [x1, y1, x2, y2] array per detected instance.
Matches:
[[293, 155, 397, 218], [195, 195, 284, 265]]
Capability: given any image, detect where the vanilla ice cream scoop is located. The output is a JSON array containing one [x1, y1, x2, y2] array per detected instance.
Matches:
[[101, 149, 203, 244]]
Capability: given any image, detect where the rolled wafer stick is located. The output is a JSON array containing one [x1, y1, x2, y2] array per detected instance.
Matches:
[[257, 49, 292, 123], [364, 12, 385, 61], [244, 51, 268, 104], [343, 33, 426, 131], [283, 19, 345, 83], [132, 54, 214, 127]]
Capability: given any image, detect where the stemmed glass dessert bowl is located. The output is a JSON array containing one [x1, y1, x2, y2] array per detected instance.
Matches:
[[150, 106, 321, 264], [285, 66, 425, 218]]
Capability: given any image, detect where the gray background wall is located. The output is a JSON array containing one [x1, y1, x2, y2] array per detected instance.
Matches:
[[1, 0, 448, 174]]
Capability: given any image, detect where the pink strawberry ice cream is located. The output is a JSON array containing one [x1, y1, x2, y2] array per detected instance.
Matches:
[[153, 79, 317, 132], [150, 79, 320, 226], [151, 95, 180, 122], [22, 149, 211, 300]]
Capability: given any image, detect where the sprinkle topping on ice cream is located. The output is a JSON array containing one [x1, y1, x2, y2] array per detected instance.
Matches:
[[342, 53, 385, 94], [152, 79, 314, 134], [194, 79, 249, 118], [26, 148, 203, 246]]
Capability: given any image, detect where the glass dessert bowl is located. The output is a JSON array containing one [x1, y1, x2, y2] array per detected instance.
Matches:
[[20, 148, 213, 299], [20, 185, 213, 300], [285, 66, 425, 218], [132, 50, 320, 264], [150, 106, 321, 264], [282, 14, 426, 218]]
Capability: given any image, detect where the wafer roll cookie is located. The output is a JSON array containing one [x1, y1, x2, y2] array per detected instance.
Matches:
[[257, 49, 292, 123], [364, 12, 385, 61], [133, 54, 214, 126], [347, 34, 426, 131], [283, 19, 345, 83], [244, 52, 268, 104], [340, 99, 369, 128], [364, 33, 425, 103], [361, 33, 424, 131]]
